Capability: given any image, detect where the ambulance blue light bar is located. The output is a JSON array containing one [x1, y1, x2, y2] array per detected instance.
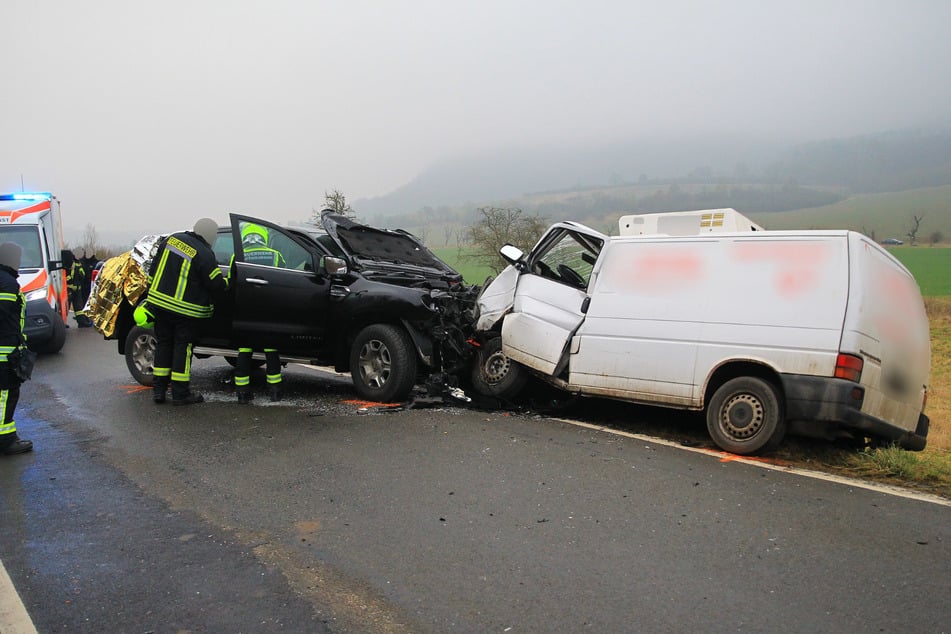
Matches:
[[0, 193, 53, 201]]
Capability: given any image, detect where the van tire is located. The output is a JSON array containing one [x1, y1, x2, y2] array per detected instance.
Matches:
[[706, 377, 785, 455], [350, 324, 417, 403], [470, 335, 528, 399], [125, 326, 156, 386]]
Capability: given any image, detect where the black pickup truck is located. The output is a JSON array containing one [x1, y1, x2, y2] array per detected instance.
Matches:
[[105, 212, 478, 403]]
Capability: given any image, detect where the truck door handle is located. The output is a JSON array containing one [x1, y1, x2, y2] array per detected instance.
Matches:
[[246, 277, 269, 286], [581, 297, 591, 313]]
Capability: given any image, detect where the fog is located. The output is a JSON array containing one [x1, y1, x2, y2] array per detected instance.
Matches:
[[2, 0, 949, 246]]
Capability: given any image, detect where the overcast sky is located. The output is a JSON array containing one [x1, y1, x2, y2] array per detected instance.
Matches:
[[2, 0, 950, 246]]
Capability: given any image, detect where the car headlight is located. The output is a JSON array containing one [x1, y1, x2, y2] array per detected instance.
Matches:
[[24, 289, 47, 302]]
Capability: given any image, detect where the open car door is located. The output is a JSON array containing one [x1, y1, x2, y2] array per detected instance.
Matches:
[[501, 224, 605, 376], [228, 213, 333, 353]]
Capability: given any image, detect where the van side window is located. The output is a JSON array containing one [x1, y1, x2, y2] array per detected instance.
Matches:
[[530, 230, 602, 289]]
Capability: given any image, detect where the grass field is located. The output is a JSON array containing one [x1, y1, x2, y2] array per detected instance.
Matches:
[[889, 247, 951, 296]]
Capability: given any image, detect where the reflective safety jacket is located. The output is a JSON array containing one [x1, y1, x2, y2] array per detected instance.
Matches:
[[147, 230, 228, 319], [244, 245, 285, 268], [0, 264, 25, 363], [67, 260, 85, 292]]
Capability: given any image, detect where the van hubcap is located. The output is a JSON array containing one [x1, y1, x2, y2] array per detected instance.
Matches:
[[720, 394, 763, 439], [483, 350, 511, 384]]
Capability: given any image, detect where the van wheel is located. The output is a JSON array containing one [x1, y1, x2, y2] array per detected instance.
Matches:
[[470, 336, 527, 399], [125, 326, 156, 386], [350, 324, 417, 403], [706, 377, 785, 455]]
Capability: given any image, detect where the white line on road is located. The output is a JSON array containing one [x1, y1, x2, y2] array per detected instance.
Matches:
[[553, 417, 951, 507], [0, 557, 37, 634]]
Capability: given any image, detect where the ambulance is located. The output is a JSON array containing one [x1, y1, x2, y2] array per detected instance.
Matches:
[[0, 193, 70, 352]]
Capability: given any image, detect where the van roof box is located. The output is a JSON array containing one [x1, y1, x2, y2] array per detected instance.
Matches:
[[618, 208, 764, 236]]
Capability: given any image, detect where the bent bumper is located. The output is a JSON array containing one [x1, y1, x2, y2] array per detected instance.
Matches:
[[781, 374, 929, 451]]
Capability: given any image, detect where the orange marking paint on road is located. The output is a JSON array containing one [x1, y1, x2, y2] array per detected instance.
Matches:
[[341, 398, 401, 408], [121, 385, 151, 394], [719, 453, 789, 467]]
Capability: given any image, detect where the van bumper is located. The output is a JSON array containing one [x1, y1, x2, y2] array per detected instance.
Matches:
[[781, 375, 929, 451], [23, 298, 58, 345]]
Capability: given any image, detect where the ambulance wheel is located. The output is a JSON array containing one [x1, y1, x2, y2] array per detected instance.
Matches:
[[125, 326, 156, 386], [470, 335, 527, 399], [706, 377, 785, 455], [350, 324, 417, 403], [37, 318, 67, 354]]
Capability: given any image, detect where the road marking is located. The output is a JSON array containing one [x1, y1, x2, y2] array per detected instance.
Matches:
[[0, 558, 37, 634], [552, 417, 951, 508]]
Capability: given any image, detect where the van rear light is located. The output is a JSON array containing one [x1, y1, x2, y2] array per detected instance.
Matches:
[[834, 353, 863, 382]]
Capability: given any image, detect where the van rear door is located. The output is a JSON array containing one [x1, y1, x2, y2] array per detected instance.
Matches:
[[841, 234, 930, 433]]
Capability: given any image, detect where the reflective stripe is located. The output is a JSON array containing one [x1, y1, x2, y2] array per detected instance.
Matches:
[[153, 367, 171, 378], [267, 374, 282, 385], [234, 376, 250, 387], [0, 388, 14, 436]]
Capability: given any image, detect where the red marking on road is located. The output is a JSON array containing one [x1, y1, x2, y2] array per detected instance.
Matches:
[[342, 398, 401, 408], [121, 385, 151, 394]]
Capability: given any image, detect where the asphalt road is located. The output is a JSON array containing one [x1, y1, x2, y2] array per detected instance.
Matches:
[[1, 325, 948, 633]]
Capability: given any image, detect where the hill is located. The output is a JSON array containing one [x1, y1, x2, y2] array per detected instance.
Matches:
[[354, 128, 951, 218], [749, 185, 951, 241]]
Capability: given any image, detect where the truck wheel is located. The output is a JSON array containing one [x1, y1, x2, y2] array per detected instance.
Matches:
[[125, 326, 156, 386], [706, 377, 785, 455], [350, 324, 417, 403], [470, 336, 527, 399], [36, 317, 67, 354]]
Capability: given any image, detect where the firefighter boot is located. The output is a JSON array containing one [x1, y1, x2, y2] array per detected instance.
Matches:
[[237, 390, 254, 405], [171, 381, 204, 406], [153, 380, 169, 404], [1, 434, 33, 455], [269, 384, 282, 402]]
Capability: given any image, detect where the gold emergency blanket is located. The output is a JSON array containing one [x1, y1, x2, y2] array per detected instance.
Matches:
[[88, 252, 149, 338]]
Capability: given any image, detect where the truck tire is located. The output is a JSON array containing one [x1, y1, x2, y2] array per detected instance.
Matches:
[[350, 324, 417, 403], [470, 335, 527, 399], [125, 325, 156, 386], [36, 317, 67, 354], [706, 377, 785, 455]]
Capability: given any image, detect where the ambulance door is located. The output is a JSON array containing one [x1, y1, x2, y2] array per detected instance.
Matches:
[[228, 214, 332, 353], [501, 226, 604, 376]]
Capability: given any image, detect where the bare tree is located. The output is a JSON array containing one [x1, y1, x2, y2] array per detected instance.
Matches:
[[312, 189, 356, 222], [861, 226, 876, 242], [906, 215, 923, 246], [465, 207, 547, 274], [81, 223, 102, 256]]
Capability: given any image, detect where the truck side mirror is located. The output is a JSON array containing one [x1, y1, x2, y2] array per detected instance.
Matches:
[[54, 248, 73, 271], [322, 256, 348, 275]]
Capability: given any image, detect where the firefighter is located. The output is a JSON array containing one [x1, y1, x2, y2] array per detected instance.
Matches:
[[147, 218, 228, 405], [232, 222, 285, 403], [0, 242, 32, 455], [67, 248, 92, 328]]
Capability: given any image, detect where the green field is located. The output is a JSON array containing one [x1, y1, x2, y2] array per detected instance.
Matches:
[[889, 247, 951, 296], [436, 242, 950, 297]]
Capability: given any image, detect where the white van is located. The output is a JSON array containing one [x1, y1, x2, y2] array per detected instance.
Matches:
[[472, 210, 931, 455]]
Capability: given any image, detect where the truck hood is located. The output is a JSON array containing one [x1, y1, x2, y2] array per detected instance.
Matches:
[[321, 212, 462, 285]]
